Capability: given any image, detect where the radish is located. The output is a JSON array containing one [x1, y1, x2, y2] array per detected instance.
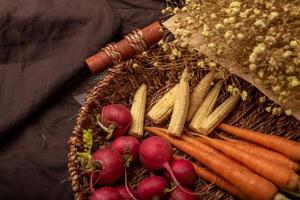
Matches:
[[164, 159, 197, 186], [139, 136, 200, 196], [169, 187, 197, 200], [90, 187, 123, 200], [116, 185, 137, 200], [111, 136, 140, 200], [97, 104, 132, 139], [139, 136, 172, 170], [136, 175, 168, 200], [111, 136, 140, 167], [91, 148, 124, 186]]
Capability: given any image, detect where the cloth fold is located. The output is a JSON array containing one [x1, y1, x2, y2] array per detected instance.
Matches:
[[0, 0, 120, 137]]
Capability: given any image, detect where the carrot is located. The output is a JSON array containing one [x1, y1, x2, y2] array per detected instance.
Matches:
[[145, 127, 278, 200], [218, 123, 300, 161], [182, 135, 221, 156], [155, 127, 220, 156], [200, 135, 300, 191], [219, 136, 300, 172], [182, 135, 250, 168], [173, 154, 249, 200], [158, 127, 248, 167]]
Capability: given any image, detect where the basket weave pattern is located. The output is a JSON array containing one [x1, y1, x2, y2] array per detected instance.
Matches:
[[68, 54, 300, 200]]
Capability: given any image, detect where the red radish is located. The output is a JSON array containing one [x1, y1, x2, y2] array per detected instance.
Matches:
[[91, 148, 124, 186], [111, 136, 140, 200], [116, 186, 137, 200], [111, 136, 140, 167], [136, 176, 168, 200], [139, 136, 172, 170], [90, 187, 123, 200], [139, 136, 199, 196], [97, 104, 132, 139], [164, 159, 197, 186], [169, 187, 197, 200]]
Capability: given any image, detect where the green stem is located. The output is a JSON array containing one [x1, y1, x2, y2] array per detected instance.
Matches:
[[152, 196, 160, 200], [164, 182, 177, 193], [96, 114, 115, 140], [96, 114, 110, 133], [124, 154, 133, 168]]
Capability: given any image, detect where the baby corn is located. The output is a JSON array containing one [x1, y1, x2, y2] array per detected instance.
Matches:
[[147, 84, 179, 124], [189, 81, 222, 132], [129, 84, 147, 136], [199, 94, 240, 135], [187, 71, 215, 122], [168, 68, 190, 137]]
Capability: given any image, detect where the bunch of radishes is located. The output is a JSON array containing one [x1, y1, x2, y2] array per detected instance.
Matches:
[[86, 104, 198, 200]]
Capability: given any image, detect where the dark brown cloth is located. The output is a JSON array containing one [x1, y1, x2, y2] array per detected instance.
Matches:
[[0, 0, 163, 199], [0, 0, 119, 136]]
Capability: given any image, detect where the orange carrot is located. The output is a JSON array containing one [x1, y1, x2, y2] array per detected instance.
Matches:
[[182, 135, 250, 168], [173, 154, 249, 200], [158, 127, 246, 167], [200, 135, 300, 191], [145, 127, 278, 200], [220, 136, 299, 172], [182, 135, 221, 156], [218, 123, 300, 161], [156, 127, 222, 157]]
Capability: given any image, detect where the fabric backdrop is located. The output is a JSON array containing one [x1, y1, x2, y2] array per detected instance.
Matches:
[[0, 0, 164, 199]]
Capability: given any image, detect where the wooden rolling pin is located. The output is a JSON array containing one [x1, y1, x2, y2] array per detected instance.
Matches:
[[85, 21, 164, 75]]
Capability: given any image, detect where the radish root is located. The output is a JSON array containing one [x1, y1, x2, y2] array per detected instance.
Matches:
[[89, 171, 101, 193], [124, 165, 138, 200], [163, 162, 206, 196]]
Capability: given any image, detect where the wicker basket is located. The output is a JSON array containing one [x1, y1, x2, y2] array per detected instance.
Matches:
[[68, 49, 300, 200]]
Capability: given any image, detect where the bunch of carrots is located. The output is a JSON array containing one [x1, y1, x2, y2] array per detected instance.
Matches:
[[145, 123, 300, 200]]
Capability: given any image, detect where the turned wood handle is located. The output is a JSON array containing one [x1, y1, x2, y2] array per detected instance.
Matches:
[[85, 21, 164, 75]]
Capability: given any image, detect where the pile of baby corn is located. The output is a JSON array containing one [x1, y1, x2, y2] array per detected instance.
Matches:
[[129, 68, 240, 137]]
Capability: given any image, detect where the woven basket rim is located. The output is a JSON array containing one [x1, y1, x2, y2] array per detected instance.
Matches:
[[68, 62, 132, 200]]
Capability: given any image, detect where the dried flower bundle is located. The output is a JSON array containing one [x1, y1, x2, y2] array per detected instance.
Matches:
[[160, 0, 300, 119]]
